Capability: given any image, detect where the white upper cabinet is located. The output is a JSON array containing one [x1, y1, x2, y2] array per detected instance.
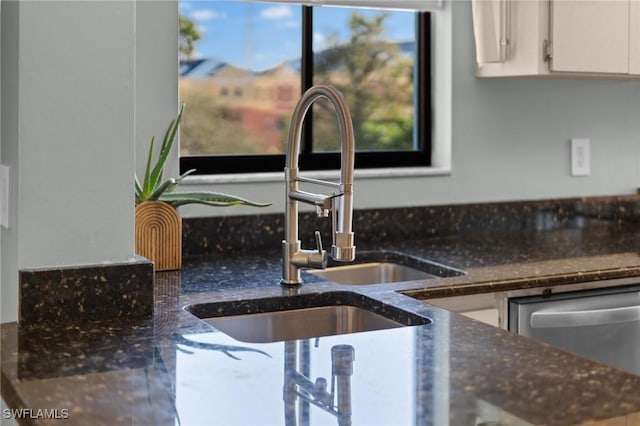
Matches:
[[631, 0, 640, 74], [473, 0, 640, 78], [550, 0, 629, 73]]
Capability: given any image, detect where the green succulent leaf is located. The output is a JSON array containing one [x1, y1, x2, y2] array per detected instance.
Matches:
[[134, 103, 272, 209], [149, 178, 177, 201], [135, 176, 144, 200], [148, 103, 184, 195], [165, 169, 196, 194], [140, 136, 156, 199], [158, 192, 272, 208]]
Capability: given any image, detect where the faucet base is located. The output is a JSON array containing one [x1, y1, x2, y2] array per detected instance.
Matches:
[[281, 240, 302, 285], [280, 278, 304, 286], [281, 239, 329, 286]]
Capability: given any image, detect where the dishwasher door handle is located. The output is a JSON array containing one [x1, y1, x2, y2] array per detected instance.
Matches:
[[530, 305, 640, 328]]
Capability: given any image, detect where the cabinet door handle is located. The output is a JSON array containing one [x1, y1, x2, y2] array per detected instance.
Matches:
[[530, 305, 640, 329]]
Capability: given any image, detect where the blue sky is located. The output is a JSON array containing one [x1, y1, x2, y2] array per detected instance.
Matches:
[[180, 1, 415, 71]]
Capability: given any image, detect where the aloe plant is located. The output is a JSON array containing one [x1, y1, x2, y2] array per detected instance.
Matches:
[[135, 103, 271, 208]]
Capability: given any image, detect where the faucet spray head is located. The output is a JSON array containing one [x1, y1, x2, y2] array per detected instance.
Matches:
[[331, 232, 356, 262]]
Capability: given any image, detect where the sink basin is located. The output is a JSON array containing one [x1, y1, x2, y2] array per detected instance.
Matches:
[[187, 292, 430, 343], [204, 305, 407, 343], [307, 250, 464, 285], [309, 262, 433, 285]]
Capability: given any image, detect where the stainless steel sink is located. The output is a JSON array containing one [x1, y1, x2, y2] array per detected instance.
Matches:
[[306, 250, 465, 285], [203, 305, 409, 343], [309, 262, 433, 285], [189, 292, 431, 344]]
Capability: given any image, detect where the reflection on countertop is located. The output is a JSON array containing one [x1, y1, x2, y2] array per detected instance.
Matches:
[[3, 297, 640, 425]]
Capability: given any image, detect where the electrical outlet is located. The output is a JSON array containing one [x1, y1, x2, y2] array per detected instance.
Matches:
[[571, 138, 590, 176], [1, 164, 9, 228]]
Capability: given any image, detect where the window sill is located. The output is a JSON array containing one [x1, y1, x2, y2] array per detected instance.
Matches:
[[182, 166, 452, 185]]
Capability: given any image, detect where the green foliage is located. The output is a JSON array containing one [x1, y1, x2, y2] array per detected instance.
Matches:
[[313, 11, 414, 152], [179, 15, 202, 60], [360, 115, 413, 150], [135, 104, 271, 209]]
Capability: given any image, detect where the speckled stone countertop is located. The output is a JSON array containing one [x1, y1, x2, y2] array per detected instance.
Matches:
[[3, 213, 640, 424]]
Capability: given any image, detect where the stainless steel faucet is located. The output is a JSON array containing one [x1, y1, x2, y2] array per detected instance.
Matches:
[[281, 85, 356, 285]]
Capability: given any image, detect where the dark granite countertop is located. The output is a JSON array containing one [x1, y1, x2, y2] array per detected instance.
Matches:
[[3, 218, 640, 425]]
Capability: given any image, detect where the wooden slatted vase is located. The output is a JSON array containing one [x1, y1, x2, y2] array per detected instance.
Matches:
[[135, 201, 182, 271]]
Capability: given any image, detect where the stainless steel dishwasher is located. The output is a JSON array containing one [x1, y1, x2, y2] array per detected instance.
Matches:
[[508, 284, 640, 376]]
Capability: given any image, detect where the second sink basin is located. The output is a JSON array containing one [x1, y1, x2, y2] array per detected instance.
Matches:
[[307, 250, 465, 285], [309, 262, 433, 285]]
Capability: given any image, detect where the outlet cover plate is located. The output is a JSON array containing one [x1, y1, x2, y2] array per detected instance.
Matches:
[[571, 138, 591, 177]]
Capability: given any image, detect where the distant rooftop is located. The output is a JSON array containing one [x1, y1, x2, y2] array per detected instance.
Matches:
[[180, 41, 414, 78]]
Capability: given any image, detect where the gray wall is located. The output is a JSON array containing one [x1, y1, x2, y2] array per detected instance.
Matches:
[[135, 1, 180, 181], [0, 0, 3, 322], [1, 0, 19, 324], [1, 0, 138, 322]]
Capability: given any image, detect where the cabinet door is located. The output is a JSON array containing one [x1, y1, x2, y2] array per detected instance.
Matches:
[[631, 0, 640, 74], [550, 0, 629, 74]]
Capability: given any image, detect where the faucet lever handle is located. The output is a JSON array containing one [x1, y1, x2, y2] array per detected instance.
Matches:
[[305, 231, 328, 270], [314, 230, 324, 253]]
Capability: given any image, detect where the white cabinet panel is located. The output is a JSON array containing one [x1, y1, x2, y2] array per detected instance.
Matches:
[[631, 0, 640, 74], [474, 0, 640, 78], [551, 0, 629, 74], [472, 0, 509, 63]]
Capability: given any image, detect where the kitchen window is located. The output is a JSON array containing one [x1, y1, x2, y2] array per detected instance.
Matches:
[[179, 1, 431, 175]]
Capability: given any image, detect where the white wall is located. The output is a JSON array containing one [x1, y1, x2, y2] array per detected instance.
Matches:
[[177, 0, 640, 218]]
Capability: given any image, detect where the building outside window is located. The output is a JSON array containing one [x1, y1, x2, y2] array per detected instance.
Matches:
[[178, 1, 430, 174]]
